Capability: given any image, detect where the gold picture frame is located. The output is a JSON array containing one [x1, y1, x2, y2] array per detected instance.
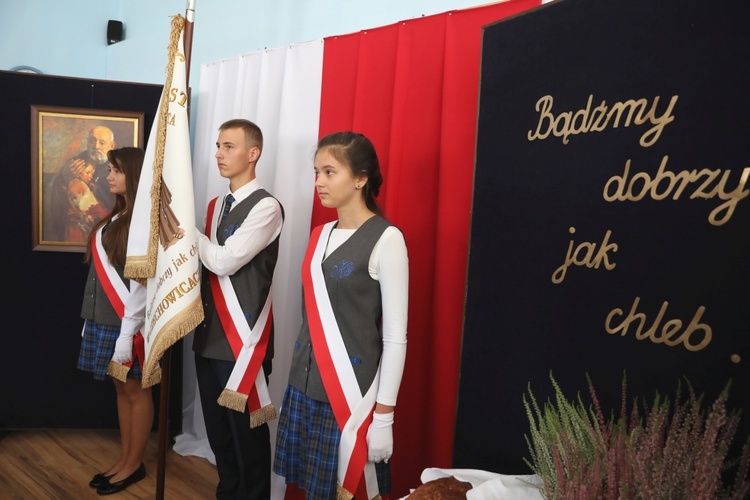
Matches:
[[31, 105, 144, 252]]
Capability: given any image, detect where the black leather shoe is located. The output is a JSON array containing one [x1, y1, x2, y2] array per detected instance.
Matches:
[[96, 463, 146, 495], [89, 472, 114, 488]]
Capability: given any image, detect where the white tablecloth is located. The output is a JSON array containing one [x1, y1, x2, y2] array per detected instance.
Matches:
[[401, 467, 545, 499]]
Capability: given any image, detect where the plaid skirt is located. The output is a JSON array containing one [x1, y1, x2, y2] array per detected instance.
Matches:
[[274, 385, 391, 499], [77, 320, 142, 381]]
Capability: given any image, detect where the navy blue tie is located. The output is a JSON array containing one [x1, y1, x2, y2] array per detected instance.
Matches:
[[221, 194, 234, 223]]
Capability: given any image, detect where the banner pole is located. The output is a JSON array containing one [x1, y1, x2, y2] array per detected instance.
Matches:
[[184, 0, 195, 86], [155, 352, 170, 499]]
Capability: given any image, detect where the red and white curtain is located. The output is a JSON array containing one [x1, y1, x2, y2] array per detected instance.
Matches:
[[175, 1, 541, 496]]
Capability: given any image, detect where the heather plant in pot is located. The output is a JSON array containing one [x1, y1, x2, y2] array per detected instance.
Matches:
[[523, 372, 750, 499]]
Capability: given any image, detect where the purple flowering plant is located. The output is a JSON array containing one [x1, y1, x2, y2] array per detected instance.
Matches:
[[523, 372, 750, 499]]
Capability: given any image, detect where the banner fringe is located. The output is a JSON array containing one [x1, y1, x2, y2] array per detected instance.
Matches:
[[141, 296, 204, 385], [106, 361, 129, 383], [140, 14, 185, 279], [142, 366, 162, 388], [249, 404, 277, 428]]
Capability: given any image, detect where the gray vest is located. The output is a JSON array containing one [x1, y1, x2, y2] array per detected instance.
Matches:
[[289, 215, 392, 402], [193, 189, 283, 362]]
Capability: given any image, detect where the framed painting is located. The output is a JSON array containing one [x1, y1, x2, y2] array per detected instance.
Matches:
[[31, 105, 144, 252]]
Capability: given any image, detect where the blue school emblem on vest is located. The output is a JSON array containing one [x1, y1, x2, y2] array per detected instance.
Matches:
[[331, 260, 354, 279], [223, 224, 240, 238]]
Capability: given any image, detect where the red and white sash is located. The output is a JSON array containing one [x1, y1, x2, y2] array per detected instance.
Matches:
[[92, 223, 145, 382], [302, 221, 380, 500], [205, 197, 275, 427]]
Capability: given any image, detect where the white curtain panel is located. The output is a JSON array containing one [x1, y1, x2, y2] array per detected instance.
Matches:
[[173, 39, 324, 472]]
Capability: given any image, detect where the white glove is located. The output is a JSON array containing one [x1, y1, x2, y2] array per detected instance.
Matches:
[[366, 411, 394, 463], [112, 330, 134, 364], [112, 281, 145, 365]]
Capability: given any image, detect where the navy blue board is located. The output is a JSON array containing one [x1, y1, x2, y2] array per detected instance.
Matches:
[[455, 0, 749, 473]]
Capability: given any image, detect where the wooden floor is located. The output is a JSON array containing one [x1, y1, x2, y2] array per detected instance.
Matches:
[[0, 429, 218, 499]]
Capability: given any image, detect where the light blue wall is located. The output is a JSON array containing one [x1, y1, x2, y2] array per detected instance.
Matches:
[[2, 0, 524, 84], [1, 0, 117, 78], [2, 0, 552, 149]]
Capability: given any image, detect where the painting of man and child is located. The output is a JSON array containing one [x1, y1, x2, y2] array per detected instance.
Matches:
[[31, 105, 143, 252]]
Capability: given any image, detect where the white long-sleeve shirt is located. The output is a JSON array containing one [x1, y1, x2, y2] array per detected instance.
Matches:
[[196, 179, 283, 277], [326, 225, 409, 406]]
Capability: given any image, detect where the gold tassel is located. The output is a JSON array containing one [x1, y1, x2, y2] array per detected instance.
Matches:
[[336, 484, 354, 500], [335, 481, 381, 499], [249, 404, 277, 428], [218, 389, 248, 412], [123, 256, 151, 282], [106, 361, 129, 383]]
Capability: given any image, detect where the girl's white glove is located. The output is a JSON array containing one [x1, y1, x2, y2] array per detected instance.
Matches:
[[112, 332, 134, 364], [112, 319, 138, 364], [366, 411, 394, 463]]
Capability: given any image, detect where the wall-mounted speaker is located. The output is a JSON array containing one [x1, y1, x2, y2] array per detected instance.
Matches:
[[107, 20, 123, 45]]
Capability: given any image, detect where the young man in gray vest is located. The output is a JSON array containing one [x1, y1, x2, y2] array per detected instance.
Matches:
[[193, 118, 284, 499]]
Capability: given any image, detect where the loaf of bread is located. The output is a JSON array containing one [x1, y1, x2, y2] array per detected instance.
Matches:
[[408, 476, 472, 499]]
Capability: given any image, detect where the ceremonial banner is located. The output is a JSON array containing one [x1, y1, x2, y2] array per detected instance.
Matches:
[[125, 14, 203, 387]]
